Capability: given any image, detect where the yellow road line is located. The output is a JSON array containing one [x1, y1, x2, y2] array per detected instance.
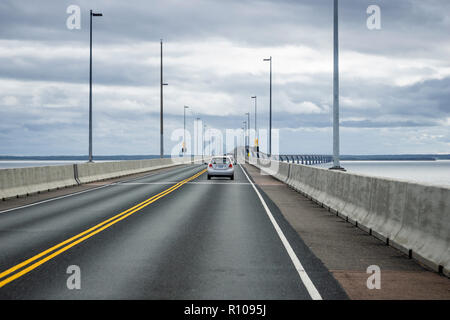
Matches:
[[1, 180, 179, 279], [0, 168, 206, 288], [0, 170, 199, 280]]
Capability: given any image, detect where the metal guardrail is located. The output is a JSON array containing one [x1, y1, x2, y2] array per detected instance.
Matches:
[[235, 146, 332, 165], [246, 149, 332, 165], [274, 154, 332, 165]]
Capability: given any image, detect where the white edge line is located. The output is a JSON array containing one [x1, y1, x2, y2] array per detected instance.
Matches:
[[0, 164, 202, 215], [239, 164, 323, 300]]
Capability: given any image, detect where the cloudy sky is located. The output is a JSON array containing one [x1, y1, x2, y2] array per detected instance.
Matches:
[[0, 0, 449, 156]]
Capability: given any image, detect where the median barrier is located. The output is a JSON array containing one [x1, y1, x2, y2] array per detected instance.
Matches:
[[76, 158, 182, 184], [0, 165, 77, 200], [0, 156, 206, 200]]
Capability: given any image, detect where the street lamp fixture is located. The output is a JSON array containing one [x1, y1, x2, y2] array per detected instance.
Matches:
[[203, 124, 207, 157], [245, 112, 250, 156], [263, 56, 272, 157], [243, 120, 247, 150], [183, 106, 189, 156], [160, 40, 168, 159], [330, 0, 345, 171], [196, 117, 200, 157], [251, 96, 258, 157], [88, 10, 102, 163]]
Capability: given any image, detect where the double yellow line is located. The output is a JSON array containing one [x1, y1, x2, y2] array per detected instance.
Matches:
[[0, 168, 207, 288]]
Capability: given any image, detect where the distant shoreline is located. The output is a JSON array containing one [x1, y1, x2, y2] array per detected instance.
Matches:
[[340, 155, 450, 161], [0, 154, 449, 161], [0, 155, 169, 161], [343, 159, 439, 161]]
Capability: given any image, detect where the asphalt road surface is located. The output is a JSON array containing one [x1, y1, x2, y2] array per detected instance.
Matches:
[[0, 164, 347, 299]]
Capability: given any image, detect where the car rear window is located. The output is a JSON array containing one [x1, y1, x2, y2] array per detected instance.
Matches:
[[212, 157, 230, 164]]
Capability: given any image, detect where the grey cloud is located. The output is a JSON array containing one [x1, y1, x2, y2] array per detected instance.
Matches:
[[1, 0, 449, 155], [0, 0, 448, 52], [341, 119, 440, 128]]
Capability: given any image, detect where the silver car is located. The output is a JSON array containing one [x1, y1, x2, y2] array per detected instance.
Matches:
[[207, 156, 234, 180]]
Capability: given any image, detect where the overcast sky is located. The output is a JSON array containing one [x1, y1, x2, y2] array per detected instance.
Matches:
[[0, 0, 449, 156]]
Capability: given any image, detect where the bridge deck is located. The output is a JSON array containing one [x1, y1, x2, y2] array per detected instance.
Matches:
[[0, 163, 448, 299], [0, 164, 345, 299]]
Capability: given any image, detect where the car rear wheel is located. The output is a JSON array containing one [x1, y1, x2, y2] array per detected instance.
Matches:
[[230, 175, 234, 180], [207, 175, 211, 180]]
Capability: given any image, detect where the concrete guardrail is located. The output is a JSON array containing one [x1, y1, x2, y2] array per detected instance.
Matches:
[[252, 158, 450, 277], [0, 156, 206, 200], [0, 165, 78, 200]]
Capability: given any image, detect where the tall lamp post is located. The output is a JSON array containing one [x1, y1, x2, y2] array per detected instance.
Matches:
[[160, 40, 168, 159], [88, 10, 102, 163], [183, 106, 189, 157], [330, 0, 345, 171], [203, 124, 207, 158], [196, 117, 200, 157], [243, 120, 247, 151], [263, 56, 272, 157], [251, 96, 258, 157], [245, 112, 250, 156]]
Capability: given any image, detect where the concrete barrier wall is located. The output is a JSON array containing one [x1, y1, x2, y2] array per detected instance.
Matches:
[[257, 159, 290, 183], [73, 156, 207, 184], [0, 165, 77, 200], [253, 160, 450, 277], [77, 158, 174, 184], [0, 156, 206, 200]]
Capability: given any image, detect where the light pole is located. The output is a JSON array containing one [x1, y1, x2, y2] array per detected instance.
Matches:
[[243, 120, 247, 150], [203, 124, 207, 158], [88, 10, 102, 163], [330, 0, 345, 171], [263, 56, 272, 157], [196, 117, 200, 157], [183, 106, 189, 157], [210, 135, 213, 156], [251, 96, 258, 157], [245, 112, 250, 155], [160, 40, 168, 159]]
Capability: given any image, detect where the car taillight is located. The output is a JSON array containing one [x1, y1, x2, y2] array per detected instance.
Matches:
[[229, 164, 233, 168], [209, 163, 213, 167]]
